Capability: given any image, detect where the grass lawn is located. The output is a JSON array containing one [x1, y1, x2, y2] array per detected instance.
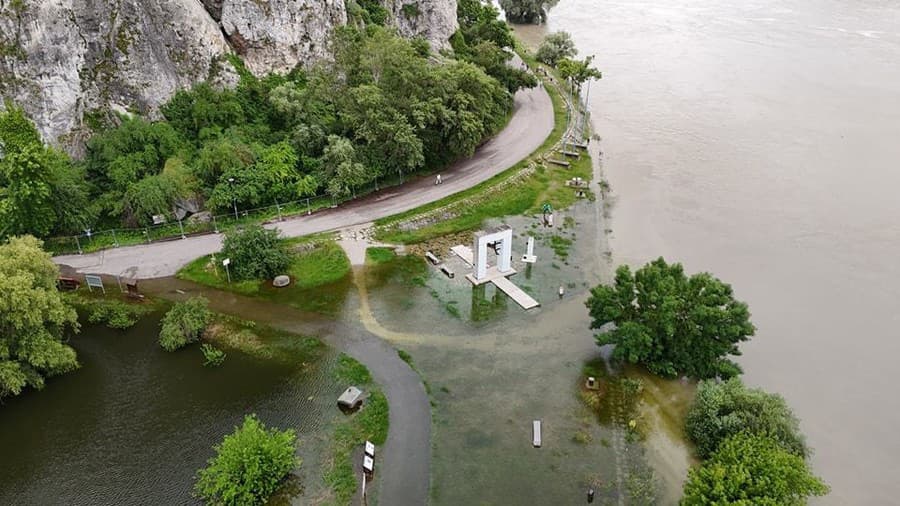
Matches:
[[374, 59, 594, 245], [324, 354, 389, 505], [177, 239, 352, 315], [365, 247, 397, 265]]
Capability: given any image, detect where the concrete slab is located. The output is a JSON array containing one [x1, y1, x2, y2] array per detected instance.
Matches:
[[493, 277, 540, 310]]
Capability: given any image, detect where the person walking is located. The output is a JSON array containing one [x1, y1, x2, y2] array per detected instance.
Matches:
[[435, 174, 442, 185]]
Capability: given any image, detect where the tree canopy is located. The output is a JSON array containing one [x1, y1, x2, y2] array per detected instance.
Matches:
[[499, 0, 560, 24], [195, 414, 298, 505], [681, 432, 828, 505], [158, 296, 212, 351], [0, 103, 91, 238], [220, 225, 292, 281], [0, 235, 79, 398], [686, 377, 808, 459], [586, 258, 755, 379], [536, 31, 577, 66], [2, 15, 522, 240]]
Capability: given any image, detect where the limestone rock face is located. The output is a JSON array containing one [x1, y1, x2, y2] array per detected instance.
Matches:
[[0, 0, 457, 151], [382, 0, 458, 52], [219, 0, 348, 75], [0, 0, 237, 154]]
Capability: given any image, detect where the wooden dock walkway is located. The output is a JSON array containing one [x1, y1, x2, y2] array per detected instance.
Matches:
[[492, 277, 540, 310]]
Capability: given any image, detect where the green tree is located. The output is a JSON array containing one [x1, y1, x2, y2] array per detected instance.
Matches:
[[686, 378, 808, 458], [557, 55, 602, 93], [195, 414, 298, 505], [457, 0, 515, 49], [681, 433, 828, 505], [498, 0, 560, 24], [321, 135, 372, 199], [161, 82, 245, 143], [220, 224, 291, 281], [0, 103, 91, 237], [0, 236, 79, 398], [158, 296, 212, 351], [536, 31, 577, 66], [586, 258, 755, 379]]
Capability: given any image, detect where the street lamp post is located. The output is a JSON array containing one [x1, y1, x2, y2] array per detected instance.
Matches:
[[228, 177, 238, 220]]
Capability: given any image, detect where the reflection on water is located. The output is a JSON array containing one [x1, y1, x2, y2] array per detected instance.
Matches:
[[525, 0, 900, 502], [360, 189, 694, 503], [0, 315, 342, 505]]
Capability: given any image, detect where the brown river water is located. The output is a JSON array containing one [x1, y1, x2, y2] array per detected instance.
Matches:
[[518, 0, 900, 503]]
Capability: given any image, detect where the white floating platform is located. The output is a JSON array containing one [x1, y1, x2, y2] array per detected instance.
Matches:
[[450, 245, 474, 266], [533, 420, 542, 448], [493, 277, 540, 310]]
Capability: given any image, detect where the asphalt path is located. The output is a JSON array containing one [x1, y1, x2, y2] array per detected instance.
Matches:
[[54, 82, 554, 280], [60, 76, 554, 506]]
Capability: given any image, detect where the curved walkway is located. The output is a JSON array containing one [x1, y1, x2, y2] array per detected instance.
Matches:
[[54, 82, 554, 279], [143, 278, 431, 505]]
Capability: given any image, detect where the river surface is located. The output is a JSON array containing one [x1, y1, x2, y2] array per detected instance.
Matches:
[[0, 314, 343, 504], [518, 0, 900, 503]]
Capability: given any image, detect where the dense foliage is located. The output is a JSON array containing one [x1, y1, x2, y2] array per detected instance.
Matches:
[[453, 0, 537, 93], [681, 432, 828, 505], [195, 414, 298, 505], [686, 378, 809, 459], [0, 235, 79, 398], [158, 296, 212, 351], [220, 225, 291, 281], [536, 31, 577, 66], [498, 0, 560, 24], [586, 258, 755, 379], [0, 103, 91, 238], [0, 20, 529, 240]]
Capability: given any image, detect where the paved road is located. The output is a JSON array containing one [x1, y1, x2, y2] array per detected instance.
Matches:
[[145, 279, 431, 506], [55, 82, 554, 279]]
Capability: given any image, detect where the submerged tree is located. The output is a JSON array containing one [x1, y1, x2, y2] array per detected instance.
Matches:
[[0, 236, 80, 398], [536, 31, 577, 66], [499, 0, 560, 24], [686, 377, 809, 458], [681, 432, 828, 505], [586, 258, 755, 379], [158, 296, 212, 351], [195, 414, 299, 505]]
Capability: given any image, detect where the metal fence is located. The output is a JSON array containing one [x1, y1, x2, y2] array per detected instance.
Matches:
[[46, 170, 412, 256]]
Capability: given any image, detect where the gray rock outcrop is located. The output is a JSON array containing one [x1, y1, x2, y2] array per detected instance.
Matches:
[[0, 0, 458, 152]]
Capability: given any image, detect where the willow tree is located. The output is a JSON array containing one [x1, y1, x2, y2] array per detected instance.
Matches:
[[0, 236, 80, 398], [499, 0, 560, 24]]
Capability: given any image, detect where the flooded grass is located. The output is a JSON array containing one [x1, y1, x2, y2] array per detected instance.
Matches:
[[322, 355, 389, 505], [177, 241, 353, 317]]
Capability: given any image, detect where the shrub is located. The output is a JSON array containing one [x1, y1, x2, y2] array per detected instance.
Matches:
[[686, 377, 808, 458], [221, 225, 291, 281], [201, 343, 226, 367], [681, 432, 828, 505], [195, 414, 298, 505], [86, 299, 147, 329], [159, 297, 212, 351]]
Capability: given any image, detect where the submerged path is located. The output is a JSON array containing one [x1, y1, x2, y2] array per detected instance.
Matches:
[[145, 278, 431, 506], [54, 81, 554, 280]]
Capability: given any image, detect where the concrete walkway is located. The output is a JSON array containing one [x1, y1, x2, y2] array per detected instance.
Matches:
[[54, 82, 554, 280]]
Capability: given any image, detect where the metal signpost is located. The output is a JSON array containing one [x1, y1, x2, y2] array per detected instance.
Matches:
[[85, 274, 105, 294], [222, 258, 232, 284]]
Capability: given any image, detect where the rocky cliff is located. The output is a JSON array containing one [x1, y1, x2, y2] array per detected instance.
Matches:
[[0, 0, 458, 152]]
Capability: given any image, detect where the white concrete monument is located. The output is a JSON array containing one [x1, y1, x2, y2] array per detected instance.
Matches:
[[471, 225, 513, 281], [522, 236, 537, 263]]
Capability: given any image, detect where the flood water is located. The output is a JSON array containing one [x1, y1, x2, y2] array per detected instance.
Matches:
[[519, 0, 900, 503], [0, 314, 343, 504]]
